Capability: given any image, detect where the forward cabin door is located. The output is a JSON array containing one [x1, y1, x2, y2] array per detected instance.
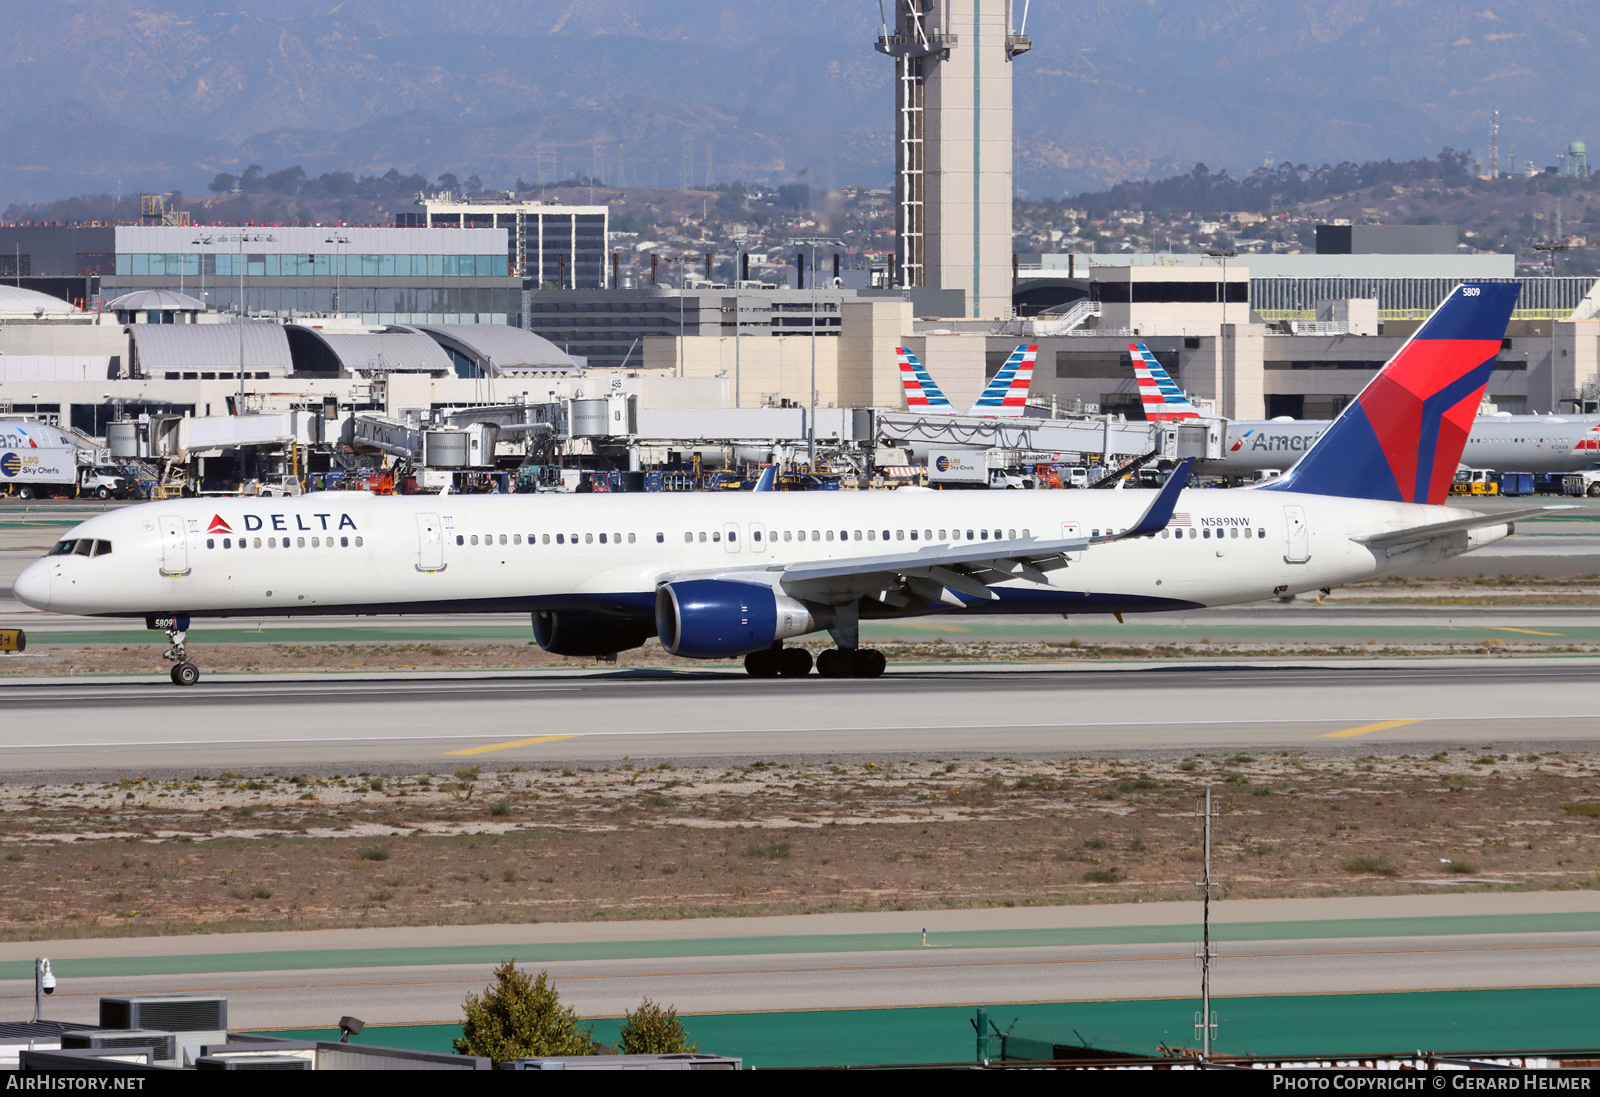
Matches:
[[159, 515, 190, 576], [1282, 506, 1310, 564], [416, 513, 444, 572]]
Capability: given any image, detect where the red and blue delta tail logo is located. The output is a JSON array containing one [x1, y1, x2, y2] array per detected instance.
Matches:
[[1265, 283, 1520, 504], [896, 347, 955, 412], [207, 515, 233, 534]]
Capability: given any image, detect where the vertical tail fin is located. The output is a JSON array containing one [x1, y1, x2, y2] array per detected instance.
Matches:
[[968, 344, 1038, 417], [1129, 342, 1201, 421], [896, 346, 955, 413], [1264, 282, 1520, 503]]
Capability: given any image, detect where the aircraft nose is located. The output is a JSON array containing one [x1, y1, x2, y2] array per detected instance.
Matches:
[[12, 559, 51, 610]]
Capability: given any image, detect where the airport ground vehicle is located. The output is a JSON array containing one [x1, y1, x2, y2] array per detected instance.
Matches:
[[2, 445, 128, 500], [1562, 467, 1600, 497], [1450, 469, 1500, 496]]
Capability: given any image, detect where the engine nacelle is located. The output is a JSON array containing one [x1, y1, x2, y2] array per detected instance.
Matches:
[[531, 610, 654, 657], [655, 580, 830, 659]]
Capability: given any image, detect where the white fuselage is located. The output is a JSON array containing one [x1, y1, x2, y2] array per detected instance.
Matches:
[[16, 488, 1510, 635], [1213, 416, 1600, 475]]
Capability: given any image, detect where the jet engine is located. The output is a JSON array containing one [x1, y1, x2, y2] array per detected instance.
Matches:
[[531, 610, 654, 657], [655, 580, 830, 659]]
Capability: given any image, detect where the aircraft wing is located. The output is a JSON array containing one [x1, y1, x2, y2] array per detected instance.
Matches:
[[660, 460, 1193, 606], [1351, 505, 1576, 548]]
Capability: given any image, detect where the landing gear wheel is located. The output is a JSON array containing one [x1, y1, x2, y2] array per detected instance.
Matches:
[[744, 650, 780, 678], [851, 649, 887, 679], [816, 649, 850, 679], [778, 648, 814, 677], [170, 662, 200, 686]]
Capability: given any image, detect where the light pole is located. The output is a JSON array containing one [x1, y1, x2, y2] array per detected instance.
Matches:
[[1207, 248, 1237, 417], [194, 230, 276, 410], [1533, 241, 1569, 413], [326, 233, 350, 316], [791, 235, 843, 468]]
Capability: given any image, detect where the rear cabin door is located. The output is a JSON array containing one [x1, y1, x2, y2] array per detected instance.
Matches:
[[416, 513, 444, 572], [1282, 505, 1310, 564], [159, 515, 189, 576]]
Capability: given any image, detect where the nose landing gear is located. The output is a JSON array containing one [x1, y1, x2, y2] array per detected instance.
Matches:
[[162, 628, 201, 686]]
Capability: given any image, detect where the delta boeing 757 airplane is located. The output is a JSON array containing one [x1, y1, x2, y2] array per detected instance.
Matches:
[[15, 283, 1553, 686]]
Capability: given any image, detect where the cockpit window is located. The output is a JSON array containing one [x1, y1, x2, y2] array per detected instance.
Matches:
[[46, 539, 112, 558]]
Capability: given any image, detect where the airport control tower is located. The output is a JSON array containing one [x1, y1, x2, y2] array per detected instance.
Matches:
[[875, 0, 1031, 318]]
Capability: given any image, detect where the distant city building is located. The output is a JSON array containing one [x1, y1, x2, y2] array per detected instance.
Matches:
[[395, 194, 609, 290]]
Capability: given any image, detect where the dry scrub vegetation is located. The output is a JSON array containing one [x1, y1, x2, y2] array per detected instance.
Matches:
[[3, 750, 1600, 940]]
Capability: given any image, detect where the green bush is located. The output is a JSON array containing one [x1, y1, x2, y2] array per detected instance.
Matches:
[[617, 998, 699, 1055], [453, 962, 594, 1063], [745, 842, 791, 859], [1339, 855, 1397, 876]]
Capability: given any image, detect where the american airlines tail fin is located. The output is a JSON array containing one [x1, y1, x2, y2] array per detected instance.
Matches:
[[896, 347, 956, 413], [1264, 282, 1520, 504], [968, 344, 1038, 417], [1129, 343, 1201, 421]]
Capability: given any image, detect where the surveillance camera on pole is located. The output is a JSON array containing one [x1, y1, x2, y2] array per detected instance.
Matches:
[[33, 958, 54, 1022]]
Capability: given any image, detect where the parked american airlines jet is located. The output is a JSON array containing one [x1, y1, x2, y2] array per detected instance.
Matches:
[[16, 285, 1554, 686], [897, 344, 1037, 417], [1126, 340, 1600, 475]]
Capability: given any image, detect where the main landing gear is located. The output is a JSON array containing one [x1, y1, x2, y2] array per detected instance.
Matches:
[[162, 628, 201, 686], [741, 645, 887, 679], [743, 645, 814, 678], [741, 600, 886, 679]]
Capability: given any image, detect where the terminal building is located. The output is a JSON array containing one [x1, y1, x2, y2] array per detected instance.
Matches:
[[395, 194, 608, 291]]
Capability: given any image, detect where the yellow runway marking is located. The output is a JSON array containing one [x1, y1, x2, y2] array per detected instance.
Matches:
[[1319, 719, 1424, 740], [1485, 627, 1563, 637], [444, 734, 582, 756]]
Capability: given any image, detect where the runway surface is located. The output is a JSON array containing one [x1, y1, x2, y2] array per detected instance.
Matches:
[[1, 659, 1598, 775], [3, 896, 1597, 1028]]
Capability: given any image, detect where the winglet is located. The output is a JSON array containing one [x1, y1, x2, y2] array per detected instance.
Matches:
[[1102, 458, 1194, 541], [751, 464, 778, 492]]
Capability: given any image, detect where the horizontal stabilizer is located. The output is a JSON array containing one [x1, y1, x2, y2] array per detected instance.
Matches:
[[1351, 505, 1575, 547]]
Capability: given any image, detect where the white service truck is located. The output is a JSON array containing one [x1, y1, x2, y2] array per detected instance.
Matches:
[[0, 445, 128, 499], [1562, 467, 1600, 498]]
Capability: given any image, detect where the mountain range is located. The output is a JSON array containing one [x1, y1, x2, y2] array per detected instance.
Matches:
[[2, 2, 1595, 206]]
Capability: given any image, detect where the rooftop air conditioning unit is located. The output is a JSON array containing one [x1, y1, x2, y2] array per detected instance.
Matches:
[[195, 1055, 313, 1070], [61, 1030, 177, 1062], [99, 995, 227, 1033]]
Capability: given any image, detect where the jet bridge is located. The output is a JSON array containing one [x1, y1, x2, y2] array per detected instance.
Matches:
[[874, 410, 1173, 462]]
